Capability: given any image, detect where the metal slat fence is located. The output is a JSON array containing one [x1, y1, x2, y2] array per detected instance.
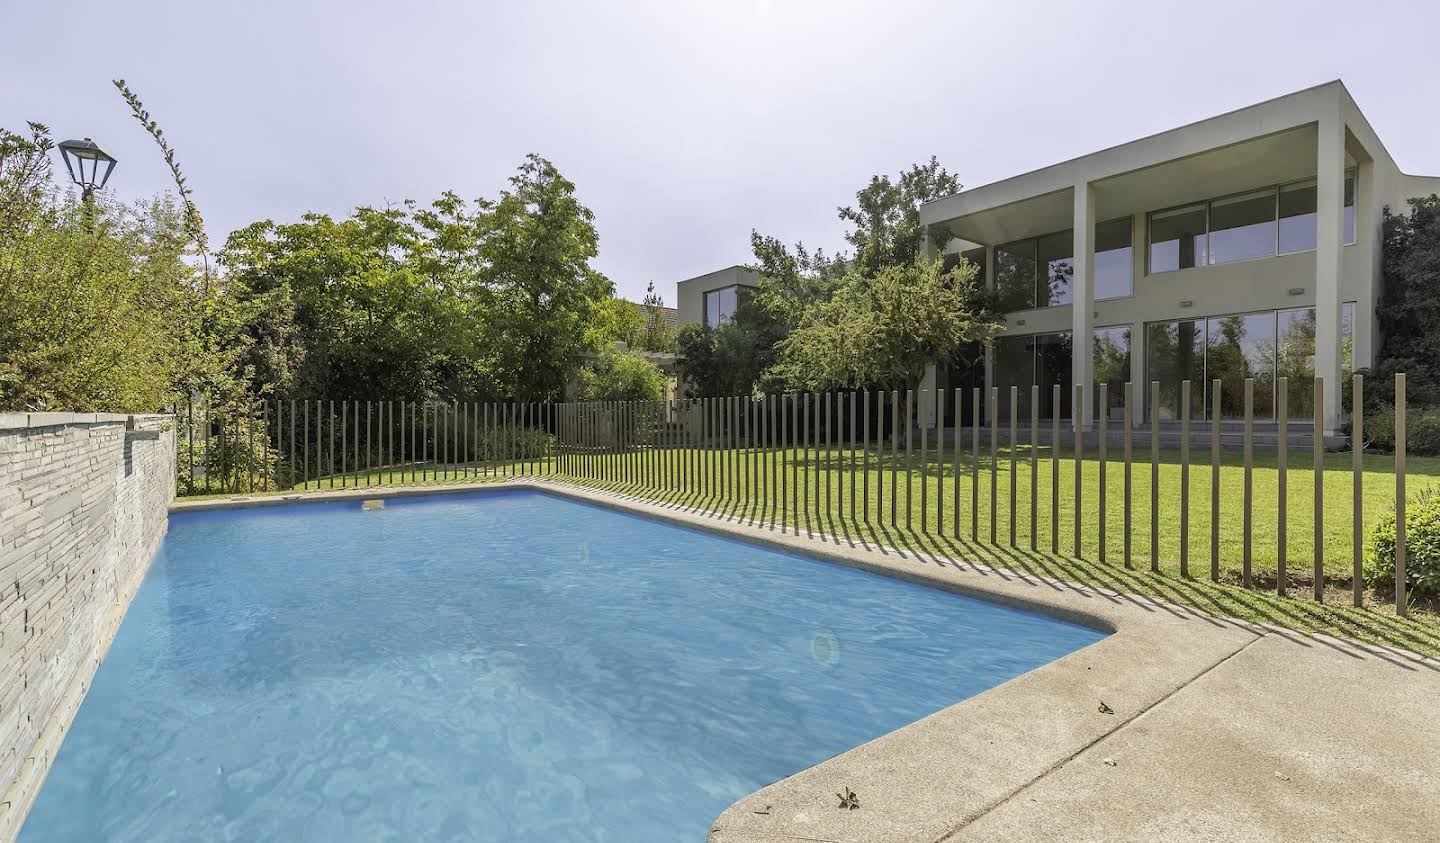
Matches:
[[177, 375, 1414, 613]]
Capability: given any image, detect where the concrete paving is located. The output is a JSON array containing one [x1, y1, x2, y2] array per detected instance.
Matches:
[[173, 482, 1440, 842]]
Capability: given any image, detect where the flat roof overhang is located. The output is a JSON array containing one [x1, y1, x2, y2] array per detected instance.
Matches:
[[932, 124, 1363, 247]]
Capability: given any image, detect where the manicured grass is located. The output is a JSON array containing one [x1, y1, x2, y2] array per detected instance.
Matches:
[[175, 445, 1440, 658], [553, 444, 1440, 658]]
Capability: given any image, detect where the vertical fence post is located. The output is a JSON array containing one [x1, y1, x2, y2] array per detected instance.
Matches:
[[890, 390, 899, 528], [1243, 378, 1254, 587], [1353, 374, 1364, 608], [1211, 379, 1221, 581], [1123, 383, 1132, 569], [840, 389, 852, 524], [989, 385, 998, 544], [1180, 380, 1190, 577], [1008, 386, 1017, 547], [934, 388, 942, 534], [1278, 376, 1289, 596], [953, 388, 962, 539], [973, 388, 981, 541], [1030, 384, 1039, 551], [1073, 382, 1083, 558], [1314, 376, 1325, 602], [1396, 372, 1407, 617], [906, 388, 914, 532], [1099, 383, 1108, 563], [1051, 383, 1060, 554], [863, 391, 871, 527], [920, 389, 928, 533], [1150, 382, 1159, 573]]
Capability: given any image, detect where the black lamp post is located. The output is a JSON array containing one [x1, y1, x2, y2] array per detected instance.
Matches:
[[57, 137, 118, 200]]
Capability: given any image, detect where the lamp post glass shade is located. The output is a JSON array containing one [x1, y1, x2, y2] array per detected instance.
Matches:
[[57, 137, 117, 199]]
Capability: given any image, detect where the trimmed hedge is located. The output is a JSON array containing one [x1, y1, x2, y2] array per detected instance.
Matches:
[[1363, 405, 1440, 456], [1367, 487, 1440, 600]]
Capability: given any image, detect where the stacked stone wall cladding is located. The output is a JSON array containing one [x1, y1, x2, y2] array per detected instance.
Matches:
[[0, 413, 175, 842]]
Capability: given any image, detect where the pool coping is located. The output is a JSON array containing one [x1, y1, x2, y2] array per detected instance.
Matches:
[[166, 481, 1415, 842]]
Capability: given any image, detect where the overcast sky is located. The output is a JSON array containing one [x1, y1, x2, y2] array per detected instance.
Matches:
[[4, 0, 1438, 304]]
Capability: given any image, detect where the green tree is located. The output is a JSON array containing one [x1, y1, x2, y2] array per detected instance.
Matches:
[[636, 282, 677, 353], [1372, 194, 1440, 407], [0, 122, 210, 412], [576, 348, 665, 401], [838, 156, 962, 277], [472, 154, 613, 401], [769, 255, 997, 393]]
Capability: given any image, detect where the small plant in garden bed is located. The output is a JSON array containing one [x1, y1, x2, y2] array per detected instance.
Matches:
[[1367, 487, 1440, 600]]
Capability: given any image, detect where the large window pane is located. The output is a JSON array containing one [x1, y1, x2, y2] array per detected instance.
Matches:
[[1092, 326, 1131, 421], [1277, 307, 1317, 418], [1036, 231, 1073, 307], [1205, 312, 1276, 419], [994, 240, 1037, 311], [1094, 217, 1133, 299], [1146, 320, 1204, 421], [994, 335, 1036, 422], [961, 247, 986, 285], [1278, 179, 1317, 253], [704, 285, 738, 327], [1344, 172, 1356, 244], [1035, 332, 1073, 420], [1149, 204, 1206, 273], [1208, 189, 1276, 265]]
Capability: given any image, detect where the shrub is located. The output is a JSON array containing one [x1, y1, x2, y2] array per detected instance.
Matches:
[[1366, 486, 1440, 600], [469, 426, 553, 461], [1362, 405, 1440, 456], [576, 349, 665, 402]]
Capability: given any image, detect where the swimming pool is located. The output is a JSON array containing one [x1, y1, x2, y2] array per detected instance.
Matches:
[[19, 490, 1105, 842]]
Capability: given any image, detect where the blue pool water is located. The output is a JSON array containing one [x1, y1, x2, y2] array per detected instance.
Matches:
[[21, 490, 1104, 842]]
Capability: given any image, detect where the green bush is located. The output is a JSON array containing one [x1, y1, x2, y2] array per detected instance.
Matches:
[[469, 426, 553, 461], [1362, 405, 1440, 456], [576, 349, 665, 401], [1366, 487, 1440, 600]]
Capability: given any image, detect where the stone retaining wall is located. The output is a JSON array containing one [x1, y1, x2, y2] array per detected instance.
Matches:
[[0, 413, 175, 842]]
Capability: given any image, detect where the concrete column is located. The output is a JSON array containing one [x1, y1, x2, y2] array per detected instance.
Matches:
[[1072, 182, 1096, 430], [984, 244, 996, 412], [1353, 157, 1380, 374], [1315, 110, 1345, 435], [1130, 214, 1147, 425]]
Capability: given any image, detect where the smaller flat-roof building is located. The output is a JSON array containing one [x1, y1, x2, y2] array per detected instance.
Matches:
[[675, 265, 759, 328]]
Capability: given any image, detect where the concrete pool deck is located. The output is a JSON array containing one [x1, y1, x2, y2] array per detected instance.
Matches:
[[173, 482, 1440, 842]]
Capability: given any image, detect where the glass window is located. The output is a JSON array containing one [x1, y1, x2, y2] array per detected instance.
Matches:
[[991, 330, 1072, 421], [1205, 312, 1276, 419], [994, 240, 1037, 311], [1208, 189, 1276, 265], [1149, 204, 1207, 273], [1036, 231, 1073, 307], [1278, 179, 1317, 253], [1344, 172, 1356, 245], [1094, 217, 1133, 299], [1277, 307, 1317, 418], [1035, 332, 1074, 420], [1092, 326, 1131, 421], [961, 246, 986, 285], [1146, 320, 1204, 421], [704, 285, 738, 327], [994, 335, 1036, 422]]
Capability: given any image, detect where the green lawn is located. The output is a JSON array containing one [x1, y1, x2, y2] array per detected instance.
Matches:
[[175, 444, 1440, 658]]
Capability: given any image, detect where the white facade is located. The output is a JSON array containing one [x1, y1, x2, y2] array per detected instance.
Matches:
[[919, 80, 1440, 434]]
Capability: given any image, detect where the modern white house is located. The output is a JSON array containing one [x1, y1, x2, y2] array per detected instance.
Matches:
[[675, 265, 759, 329], [920, 79, 1439, 435], [676, 80, 1437, 436]]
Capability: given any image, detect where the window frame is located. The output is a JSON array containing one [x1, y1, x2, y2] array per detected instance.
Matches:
[[992, 216, 1134, 311], [703, 285, 740, 327], [1145, 169, 1358, 276]]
